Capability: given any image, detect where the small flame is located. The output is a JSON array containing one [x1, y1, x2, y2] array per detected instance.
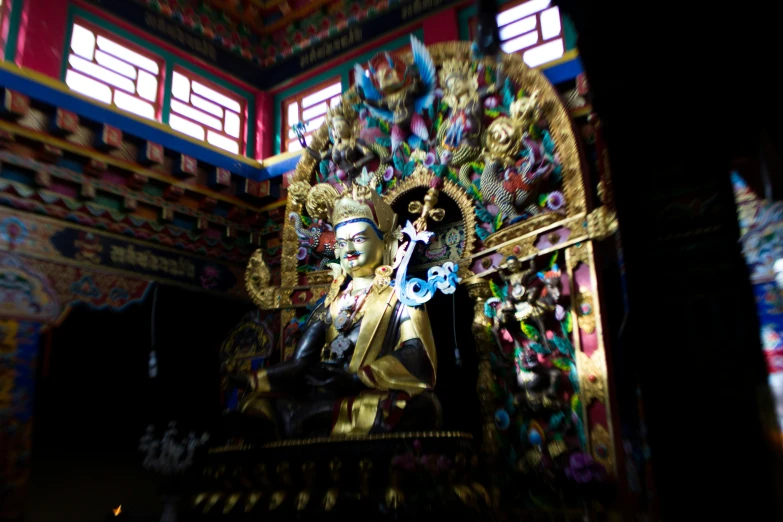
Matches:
[[113, 505, 122, 516]]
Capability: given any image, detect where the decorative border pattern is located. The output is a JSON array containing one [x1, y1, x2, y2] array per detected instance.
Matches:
[[385, 170, 477, 256], [0, 208, 248, 298]]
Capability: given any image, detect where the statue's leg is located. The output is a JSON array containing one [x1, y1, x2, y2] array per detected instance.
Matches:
[[229, 396, 280, 442], [394, 391, 444, 432], [280, 397, 336, 438]]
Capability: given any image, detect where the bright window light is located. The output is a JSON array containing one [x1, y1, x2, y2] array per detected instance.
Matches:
[[523, 38, 564, 67], [302, 82, 341, 108], [540, 7, 561, 39], [497, 0, 550, 27], [66, 23, 162, 121], [493, 0, 565, 68], [207, 131, 240, 154], [224, 112, 241, 138], [70, 25, 96, 60], [169, 68, 246, 155], [95, 50, 137, 79], [65, 70, 112, 104], [172, 72, 191, 101], [287, 102, 299, 125], [501, 32, 539, 54], [69, 55, 136, 93], [498, 15, 537, 41], [302, 101, 328, 121], [169, 114, 205, 140], [191, 80, 242, 112], [136, 70, 158, 102], [114, 91, 155, 119], [191, 95, 224, 118], [97, 35, 159, 74]]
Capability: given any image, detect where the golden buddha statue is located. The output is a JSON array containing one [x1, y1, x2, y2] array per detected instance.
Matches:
[[226, 185, 442, 439]]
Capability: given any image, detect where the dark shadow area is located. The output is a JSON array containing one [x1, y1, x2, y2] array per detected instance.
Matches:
[[25, 284, 250, 522]]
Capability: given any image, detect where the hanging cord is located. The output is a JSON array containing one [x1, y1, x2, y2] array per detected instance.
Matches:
[[452, 293, 462, 367], [760, 130, 774, 201], [148, 283, 159, 379]]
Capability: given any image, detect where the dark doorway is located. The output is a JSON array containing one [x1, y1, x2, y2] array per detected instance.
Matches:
[[25, 284, 251, 522]]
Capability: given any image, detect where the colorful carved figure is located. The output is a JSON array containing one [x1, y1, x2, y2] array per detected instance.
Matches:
[[496, 257, 566, 413], [479, 91, 551, 222], [437, 59, 505, 186], [306, 101, 375, 187], [289, 212, 336, 268], [354, 36, 436, 158], [226, 187, 442, 439]]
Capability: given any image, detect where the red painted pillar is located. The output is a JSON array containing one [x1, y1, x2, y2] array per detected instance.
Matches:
[[423, 7, 459, 45], [15, 0, 69, 78], [255, 91, 274, 160]]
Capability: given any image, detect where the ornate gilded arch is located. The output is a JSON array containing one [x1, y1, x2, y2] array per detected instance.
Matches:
[[246, 39, 618, 475]]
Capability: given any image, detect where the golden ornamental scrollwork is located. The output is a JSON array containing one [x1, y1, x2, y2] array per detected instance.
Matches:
[[483, 213, 562, 249], [385, 168, 477, 256], [304, 270, 334, 286], [589, 424, 614, 473], [575, 287, 597, 334], [576, 350, 607, 405], [457, 263, 476, 280], [245, 249, 277, 310], [497, 235, 538, 260], [280, 42, 589, 291], [565, 241, 591, 270], [462, 276, 499, 458], [587, 205, 618, 240]]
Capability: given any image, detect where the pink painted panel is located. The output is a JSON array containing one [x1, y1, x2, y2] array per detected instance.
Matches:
[[423, 8, 459, 45], [574, 260, 598, 357], [15, 0, 69, 78]]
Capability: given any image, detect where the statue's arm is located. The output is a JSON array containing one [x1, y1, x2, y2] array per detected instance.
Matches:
[[353, 140, 376, 170], [306, 146, 330, 162], [361, 96, 387, 110], [358, 306, 436, 395], [249, 305, 328, 393]]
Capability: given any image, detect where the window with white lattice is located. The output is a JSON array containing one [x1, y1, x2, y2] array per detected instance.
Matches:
[[169, 68, 246, 155], [470, 0, 565, 68], [282, 79, 342, 153], [65, 21, 164, 120]]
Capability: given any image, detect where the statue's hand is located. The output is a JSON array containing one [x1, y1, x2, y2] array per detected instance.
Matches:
[[224, 371, 251, 390], [306, 365, 363, 393]]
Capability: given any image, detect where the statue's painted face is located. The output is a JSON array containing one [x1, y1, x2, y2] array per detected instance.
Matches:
[[545, 278, 561, 301], [506, 257, 521, 273], [446, 74, 468, 97], [332, 117, 351, 139], [335, 221, 384, 278], [378, 66, 402, 92]]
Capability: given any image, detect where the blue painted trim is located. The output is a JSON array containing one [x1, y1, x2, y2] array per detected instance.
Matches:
[[541, 56, 583, 85], [0, 67, 264, 180], [262, 153, 301, 178]]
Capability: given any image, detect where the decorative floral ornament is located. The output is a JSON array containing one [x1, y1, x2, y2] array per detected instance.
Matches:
[[410, 149, 427, 163], [565, 452, 607, 484], [383, 166, 395, 181], [494, 409, 510, 430], [546, 191, 565, 211]]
